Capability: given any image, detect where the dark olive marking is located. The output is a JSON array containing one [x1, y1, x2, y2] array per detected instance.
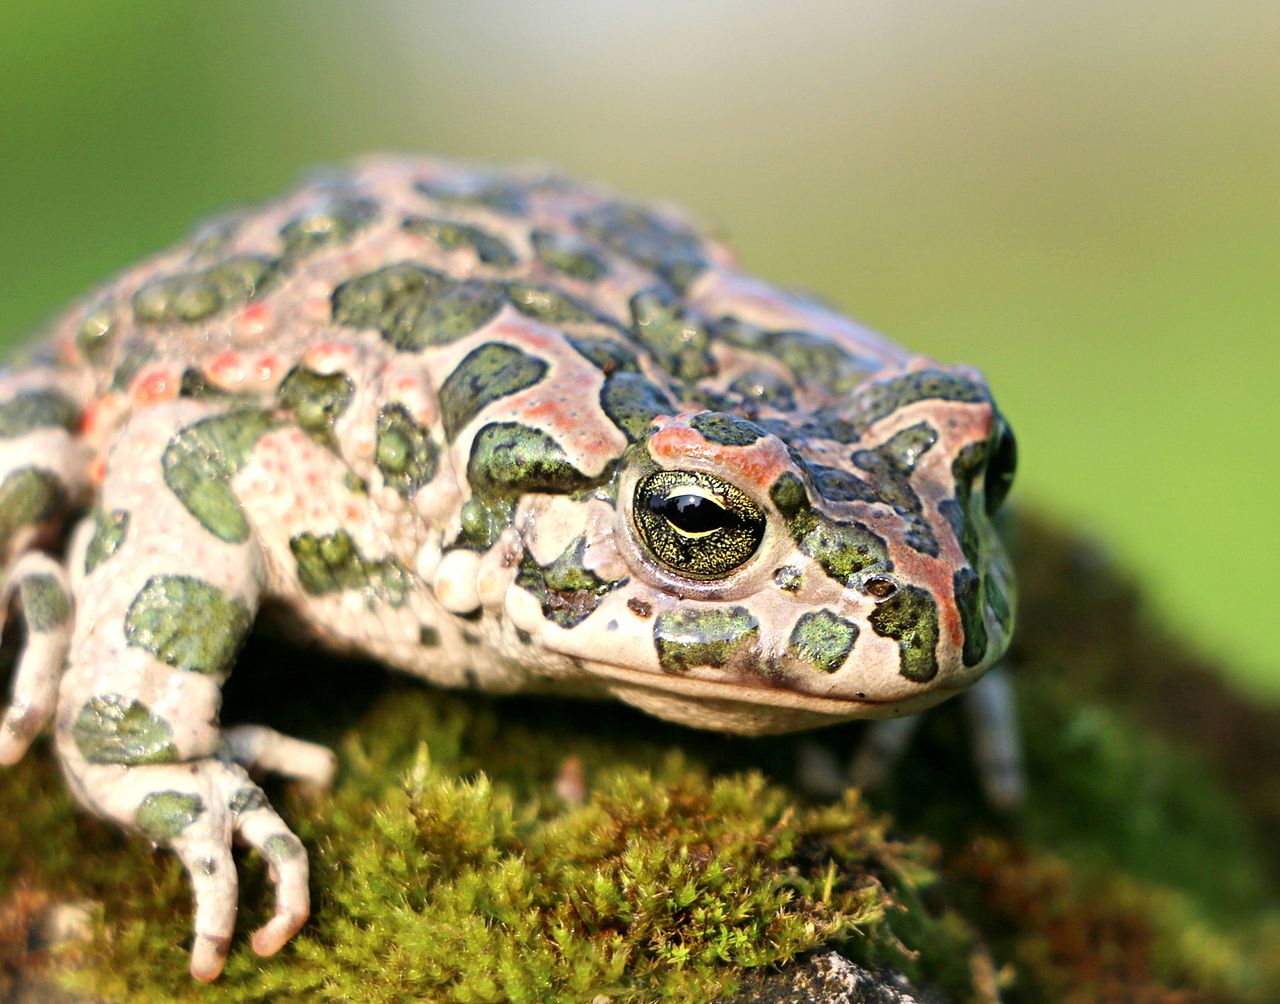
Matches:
[[868, 584, 940, 683], [759, 412, 862, 447], [19, 573, 71, 632], [568, 336, 640, 376], [439, 342, 549, 441], [331, 264, 503, 351], [626, 596, 652, 618], [178, 368, 232, 399], [109, 343, 157, 392], [375, 404, 439, 497], [124, 575, 252, 677], [850, 370, 989, 429], [653, 606, 759, 674], [773, 566, 803, 592], [953, 567, 988, 668], [84, 508, 129, 576], [683, 386, 736, 414], [576, 202, 709, 292], [162, 409, 278, 544], [72, 694, 177, 765], [0, 468, 67, 552], [986, 571, 1013, 628], [75, 302, 116, 366], [415, 178, 528, 215], [689, 412, 766, 447], [403, 216, 518, 268], [985, 414, 1017, 515], [516, 537, 625, 628], [634, 470, 766, 580], [229, 787, 267, 815], [290, 530, 414, 608], [768, 472, 811, 525], [0, 390, 78, 438], [278, 365, 355, 448], [788, 610, 859, 674], [418, 625, 440, 647], [712, 318, 874, 394], [132, 255, 277, 325], [136, 791, 205, 842], [728, 370, 796, 412], [531, 228, 609, 281], [280, 196, 379, 262], [600, 372, 675, 442], [467, 421, 603, 506], [847, 421, 941, 557], [627, 288, 716, 382], [499, 280, 604, 327]]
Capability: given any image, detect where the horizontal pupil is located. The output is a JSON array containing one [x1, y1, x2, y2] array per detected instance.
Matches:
[[657, 493, 730, 534]]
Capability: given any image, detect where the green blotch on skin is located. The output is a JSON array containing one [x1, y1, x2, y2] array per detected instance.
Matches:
[[768, 471, 889, 584], [0, 390, 78, 438], [627, 288, 716, 382], [439, 342, 549, 441], [714, 319, 874, 394], [516, 538, 625, 628], [71, 694, 177, 765], [229, 787, 267, 815], [847, 421, 940, 557], [499, 281, 603, 327], [531, 228, 608, 281], [135, 791, 205, 842], [263, 833, 303, 862], [467, 422, 603, 508], [19, 573, 71, 632], [278, 366, 355, 448], [84, 508, 130, 575], [124, 575, 252, 677], [0, 468, 66, 551], [851, 370, 990, 430], [773, 566, 803, 592], [868, 584, 941, 683], [798, 518, 891, 585], [290, 530, 414, 608], [690, 412, 765, 447], [454, 497, 507, 551], [403, 216, 518, 268], [954, 568, 989, 668], [131, 255, 276, 325], [162, 409, 278, 544], [654, 606, 760, 674], [788, 609, 859, 674], [986, 570, 1013, 628], [943, 442, 987, 568], [568, 336, 640, 376], [280, 196, 379, 261], [75, 302, 116, 365], [600, 373, 674, 442], [415, 178, 529, 215], [178, 368, 231, 399], [375, 404, 439, 497], [577, 202, 709, 292], [332, 264, 504, 351]]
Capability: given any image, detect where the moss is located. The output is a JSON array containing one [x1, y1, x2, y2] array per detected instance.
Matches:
[[0, 515, 1277, 1001]]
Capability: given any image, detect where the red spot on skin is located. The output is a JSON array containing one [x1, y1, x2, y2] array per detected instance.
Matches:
[[255, 354, 281, 382], [236, 302, 271, 340], [89, 456, 107, 485], [133, 367, 177, 405], [649, 421, 792, 492], [520, 397, 579, 436], [344, 504, 360, 521], [209, 352, 245, 384], [305, 342, 354, 368]]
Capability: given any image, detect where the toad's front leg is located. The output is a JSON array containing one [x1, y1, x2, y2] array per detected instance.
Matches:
[[54, 401, 326, 981]]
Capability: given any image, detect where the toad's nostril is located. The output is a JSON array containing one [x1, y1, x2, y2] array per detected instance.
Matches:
[[862, 575, 898, 601]]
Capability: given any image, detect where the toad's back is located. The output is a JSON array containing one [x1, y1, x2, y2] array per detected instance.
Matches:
[[1, 157, 1016, 980]]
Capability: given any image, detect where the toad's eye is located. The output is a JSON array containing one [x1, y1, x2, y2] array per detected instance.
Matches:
[[633, 470, 766, 579], [984, 415, 1017, 515]]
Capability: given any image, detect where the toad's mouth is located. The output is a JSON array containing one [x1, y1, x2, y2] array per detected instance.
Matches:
[[578, 658, 963, 735]]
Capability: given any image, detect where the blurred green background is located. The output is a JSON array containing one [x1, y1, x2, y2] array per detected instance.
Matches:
[[1, 1, 1276, 696]]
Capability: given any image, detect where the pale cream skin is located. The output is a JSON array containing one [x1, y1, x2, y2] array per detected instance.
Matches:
[[0, 157, 1018, 980]]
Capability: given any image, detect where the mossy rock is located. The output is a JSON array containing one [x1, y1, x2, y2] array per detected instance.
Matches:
[[0, 514, 1277, 1002]]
